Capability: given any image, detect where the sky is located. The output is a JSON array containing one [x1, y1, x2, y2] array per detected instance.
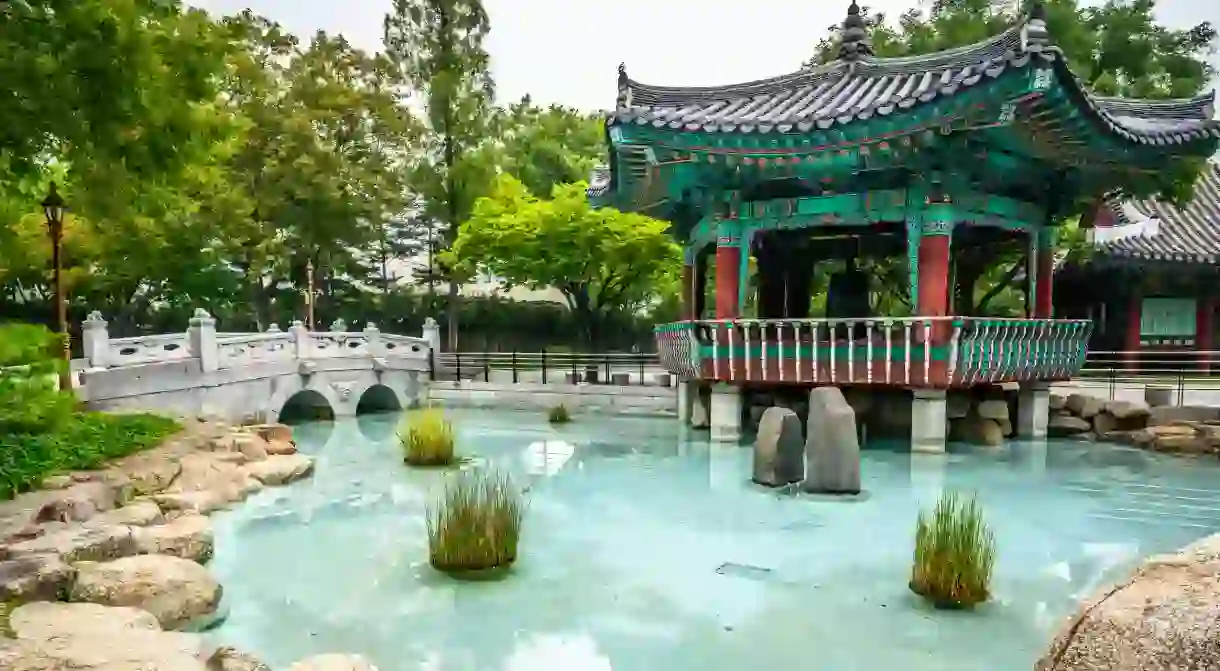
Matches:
[[191, 0, 1220, 113]]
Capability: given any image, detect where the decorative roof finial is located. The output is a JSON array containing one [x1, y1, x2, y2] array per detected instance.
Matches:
[[617, 62, 628, 87], [838, 1, 874, 62], [1022, 1, 1050, 51]]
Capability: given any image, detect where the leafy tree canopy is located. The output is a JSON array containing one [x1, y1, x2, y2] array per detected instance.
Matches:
[[449, 175, 681, 341]]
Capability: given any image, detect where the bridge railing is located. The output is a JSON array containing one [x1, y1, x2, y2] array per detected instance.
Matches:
[[74, 310, 438, 375]]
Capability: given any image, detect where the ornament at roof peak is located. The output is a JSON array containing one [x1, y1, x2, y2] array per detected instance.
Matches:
[[1022, 0, 1050, 51], [838, 1, 874, 62]]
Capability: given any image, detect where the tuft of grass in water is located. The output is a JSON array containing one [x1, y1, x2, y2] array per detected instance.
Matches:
[[397, 408, 456, 467], [909, 491, 996, 610], [427, 469, 524, 575], [547, 403, 571, 424]]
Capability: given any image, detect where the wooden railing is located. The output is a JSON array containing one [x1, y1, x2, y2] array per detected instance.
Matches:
[[655, 317, 1093, 387]]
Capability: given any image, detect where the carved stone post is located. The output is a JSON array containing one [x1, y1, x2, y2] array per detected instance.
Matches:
[[81, 311, 110, 367], [363, 322, 384, 356], [290, 320, 310, 359], [187, 309, 218, 373], [330, 318, 347, 333], [422, 317, 441, 354]]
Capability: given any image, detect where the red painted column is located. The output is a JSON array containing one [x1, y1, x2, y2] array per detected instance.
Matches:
[[714, 244, 741, 319], [1034, 249, 1054, 318], [916, 235, 951, 319], [1124, 293, 1142, 371], [1197, 297, 1215, 372]]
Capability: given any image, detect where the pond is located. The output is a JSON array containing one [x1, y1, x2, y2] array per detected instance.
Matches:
[[206, 409, 1220, 670]]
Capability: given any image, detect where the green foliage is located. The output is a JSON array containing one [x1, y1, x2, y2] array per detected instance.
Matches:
[[492, 99, 607, 199], [427, 469, 524, 575], [547, 404, 571, 424], [910, 491, 996, 610], [0, 324, 72, 434], [0, 412, 179, 501], [384, 0, 497, 349], [398, 408, 457, 466], [451, 174, 682, 343]]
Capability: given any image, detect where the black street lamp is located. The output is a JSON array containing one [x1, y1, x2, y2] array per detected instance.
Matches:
[[41, 182, 71, 392]]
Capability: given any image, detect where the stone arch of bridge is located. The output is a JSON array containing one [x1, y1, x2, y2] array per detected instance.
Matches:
[[356, 383, 403, 415], [267, 377, 343, 424]]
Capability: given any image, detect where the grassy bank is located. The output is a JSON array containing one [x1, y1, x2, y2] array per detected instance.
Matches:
[[0, 412, 180, 500], [0, 322, 180, 500]]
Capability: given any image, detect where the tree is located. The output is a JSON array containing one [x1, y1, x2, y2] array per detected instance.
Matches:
[[384, 0, 498, 350], [0, 0, 234, 220], [450, 175, 681, 343], [492, 98, 608, 199]]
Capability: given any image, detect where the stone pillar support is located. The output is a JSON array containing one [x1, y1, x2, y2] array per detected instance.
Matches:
[[709, 383, 743, 443], [911, 389, 947, 454], [677, 380, 694, 424], [81, 310, 110, 368], [187, 308, 218, 373], [422, 317, 441, 354], [1017, 383, 1050, 439]]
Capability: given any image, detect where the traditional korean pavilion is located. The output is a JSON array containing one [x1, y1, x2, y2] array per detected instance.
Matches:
[[590, 1, 1220, 447], [1056, 160, 1220, 371]]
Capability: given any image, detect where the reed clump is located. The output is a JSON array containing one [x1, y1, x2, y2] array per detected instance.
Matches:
[[397, 407, 456, 466], [909, 491, 996, 610], [427, 469, 524, 576], [547, 403, 571, 424]]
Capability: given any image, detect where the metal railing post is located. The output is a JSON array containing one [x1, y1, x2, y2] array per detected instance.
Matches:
[[511, 349, 518, 384], [639, 357, 645, 386], [484, 358, 490, 382], [456, 352, 462, 382], [541, 348, 547, 384], [429, 347, 435, 380], [604, 355, 610, 384]]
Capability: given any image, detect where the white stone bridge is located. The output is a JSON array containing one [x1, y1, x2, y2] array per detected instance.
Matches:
[[73, 310, 436, 423]]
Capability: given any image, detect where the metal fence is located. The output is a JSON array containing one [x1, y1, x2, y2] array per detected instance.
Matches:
[[1070, 350, 1220, 405], [431, 350, 668, 386]]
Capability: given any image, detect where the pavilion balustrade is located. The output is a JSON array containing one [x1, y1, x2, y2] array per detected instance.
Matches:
[[655, 317, 1092, 387]]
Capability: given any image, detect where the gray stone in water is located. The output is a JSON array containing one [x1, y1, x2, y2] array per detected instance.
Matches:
[[802, 387, 861, 495], [753, 407, 804, 487]]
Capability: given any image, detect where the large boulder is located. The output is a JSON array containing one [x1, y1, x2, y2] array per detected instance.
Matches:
[[30, 481, 119, 525], [802, 387, 860, 495], [1048, 393, 1067, 411], [1034, 533, 1220, 671], [945, 393, 971, 420], [1146, 424, 1212, 455], [88, 500, 166, 528], [1065, 394, 1105, 419], [134, 514, 214, 564], [976, 399, 1010, 423], [70, 554, 222, 631], [0, 602, 208, 671], [752, 407, 804, 487], [5, 524, 137, 564], [1104, 400, 1151, 422], [1147, 405, 1220, 427], [0, 554, 75, 603], [1048, 414, 1092, 438], [242, 454, 316, 486], [289, 654, 380, 671], [953, 416, 1004, 447], [154, 453, 264, 514], [207, 646, 272, 671]]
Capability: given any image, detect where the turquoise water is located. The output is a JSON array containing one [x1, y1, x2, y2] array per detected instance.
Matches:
[[207, 410, 1220, 671]]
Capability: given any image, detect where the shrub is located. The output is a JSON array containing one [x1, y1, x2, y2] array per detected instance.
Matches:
[[910, 491, 996, 610], [0, 323, 73, 434], [547, 403, 571, 424], [0, 412, 180, 500], [427, 469, 524, 575], [398, 407, 456, 466]]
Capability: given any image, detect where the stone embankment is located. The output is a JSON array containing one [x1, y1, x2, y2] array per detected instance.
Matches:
[[0, 418, 375, 671], [1047, 393, 1220, 455], [1035, 532, 1220, 670]]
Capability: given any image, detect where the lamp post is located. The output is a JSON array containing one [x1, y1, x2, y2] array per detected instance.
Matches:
[[305, 257, 316, 331], [41, 182, 71, 392]]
